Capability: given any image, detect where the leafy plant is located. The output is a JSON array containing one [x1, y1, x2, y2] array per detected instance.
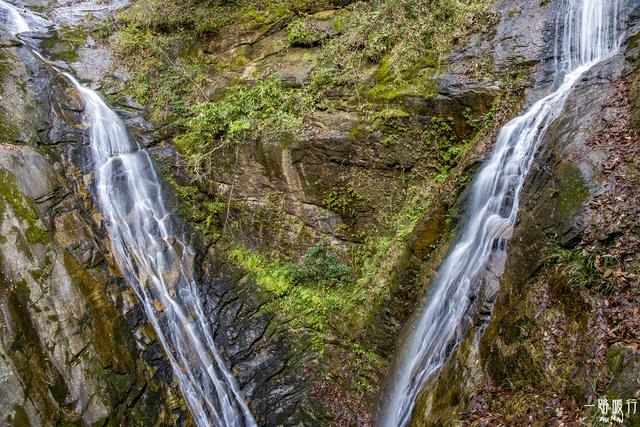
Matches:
[[322, 185, 367, 216], [291, 243, 352, 288], [229, 243, 354, 352], [421, 116, 469, 181], [287, 18, 321, 46], [175, 78, 312, 177]]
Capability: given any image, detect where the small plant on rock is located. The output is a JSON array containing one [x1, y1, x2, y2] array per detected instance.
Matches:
[[291, 243, 352, 288]]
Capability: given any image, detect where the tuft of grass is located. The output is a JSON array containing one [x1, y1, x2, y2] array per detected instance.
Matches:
[[547, 246, 612, 294], [287, 18, 322, 47]]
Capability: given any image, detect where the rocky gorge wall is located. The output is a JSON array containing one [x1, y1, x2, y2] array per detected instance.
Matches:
[[410, 2, 640, 425], [0, 31, 186, 426], [0, 0, 638, 426]]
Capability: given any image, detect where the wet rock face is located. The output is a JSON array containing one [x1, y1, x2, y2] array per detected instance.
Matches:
[[450, 20, 640, 427], [171, 0, 558, 263], [0, 144, 179, 426], [196, 252, 325, 426], [0, 27, 186, 427], [406, 1, 640, 424]]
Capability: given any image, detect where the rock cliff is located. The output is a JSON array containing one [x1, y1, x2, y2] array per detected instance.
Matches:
[[0, 0, 638, 425]]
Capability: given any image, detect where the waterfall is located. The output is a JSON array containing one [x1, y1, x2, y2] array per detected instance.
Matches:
[[0, 2, 257, 426], [0, 0, 31, 33], [379, 1, 628, 426]]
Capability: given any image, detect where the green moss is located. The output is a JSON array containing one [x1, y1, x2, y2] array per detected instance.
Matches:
[[61, 250, 136, 373], [607, 346, 625, 375], [331, 15, 345, 33], [508, 7, 522, 17], [555, 164, 590, 223], [0, 118, 19, 142], [229, 243, 356, 352], [40, 25, 87, 62], [0, 168, 48, 245], [348, 122, 368, 142], [7, 405, 31, 427]]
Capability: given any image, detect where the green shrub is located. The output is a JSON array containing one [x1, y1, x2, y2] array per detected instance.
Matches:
[[291, 243, 352, 288], [318, 0, 493, 87], [175, 78, 312, 176], [422, 116, 469, 181], [287, 19, 321, 46]]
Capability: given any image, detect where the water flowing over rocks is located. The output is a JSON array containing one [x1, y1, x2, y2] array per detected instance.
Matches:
[[0, 0, 639, 425]]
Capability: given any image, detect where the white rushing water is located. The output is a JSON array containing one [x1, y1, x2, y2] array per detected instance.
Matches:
[[0, 0, 36, 35], [379, 1, 628, 426], [1, 2, 257, 426]]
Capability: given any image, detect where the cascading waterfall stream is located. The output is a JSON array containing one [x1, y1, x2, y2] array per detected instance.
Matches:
[[0, 2, 257, 426], [379, 1, 628, 426]]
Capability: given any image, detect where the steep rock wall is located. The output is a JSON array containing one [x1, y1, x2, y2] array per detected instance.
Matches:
[[0, 27, 187, 427]]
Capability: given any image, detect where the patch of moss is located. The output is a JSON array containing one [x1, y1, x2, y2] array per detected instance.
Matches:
[[7, 405, 31, 427], [0, 168, 48, 245], [554, 164, 590, 223], [607, 345, 625, 375], [0, 117, 19, 142], [61, 250, 136, 373], [229, 243, 356, 353], [40, 25, 87, 62]]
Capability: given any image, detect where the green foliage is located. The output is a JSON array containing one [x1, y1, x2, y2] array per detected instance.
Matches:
[[322, 185, 367, 216], [290, 243, 352, 288], [318, 0, 493, 87], [117, 0, 329, 33], [229, 243, 355, 351], [116, 0, 241, 34], [166, 177, 225, 237], [111, 25, 210, 120], [175, 78, 311, 176], [394, 194, 427, 241], [422, 116, 468, 182], [287, 19, 321, 46], [352, 343, 380, 395], [547, 246, 611, 294]]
